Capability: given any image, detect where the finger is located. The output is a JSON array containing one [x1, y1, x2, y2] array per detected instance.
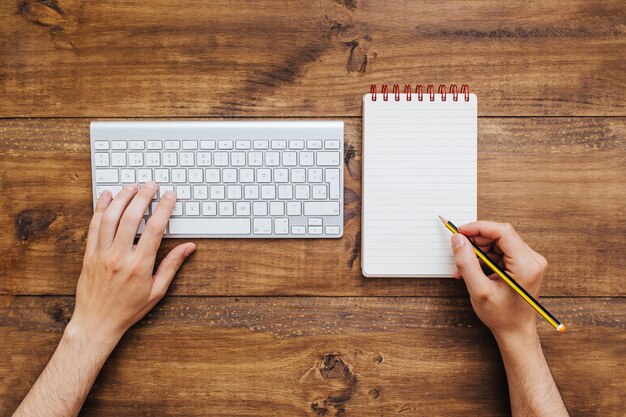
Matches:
[[113, 182, 158, 250], [458, 221, 528, 258], [150, 242, 196, 301], [85, 190, 113, 256], [136, 191, 177, 256], [451, 234, 492, 298], [468, 235, 494, 246], [97, 183, 139, 249]]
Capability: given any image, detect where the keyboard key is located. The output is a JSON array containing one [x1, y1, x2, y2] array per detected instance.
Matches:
[[120, 169, 135, 183], [172, 169, 186, 183], [257, 169, 271, 183], [194, 185, 208, 199], [291, 225, 306, 235], [240, 168, 254, 183], [172, 202, 184, 216], [188, 168, 203, 183], [295, 185, 309, 199], [219, 201, 234, 216], [274, 168, 288, 183], [147, 141, 163, 150], [154, 169, 169, 183], [308, 218, 323, 226], [283, 152, 297, 166], [308, 168, 323, 183], [307, 140, 322, 149], [278, 185, 292, 199], [304, 201, 340, 216], [236, 140, 251, 150], [95, 169, 118, 183], [163, 152, 177, 166], [271, 140, 287, 150], [112, 141, 127, 150], [183, 140, 198, 150], [214, 152, 229, 166], [176, 185, 191, 199], [253, 218, 271, 234], [111, 153, 126, 166], [253, 201, 267, 216], [253, 140, 269, 150], [312, 185, 327, 199], [197, 152, 212, 166], [128, 153, 143, 166], [218, 140, 234, 150], [130, 141, 145, 150], [269, 201, 284, 216], [261, 185, 276, 199], [202, 201, 217, 216], [325, 169, 341, 199], [231, 152, 246, 166], [137, 169, 152, 182], [95, 153, 110, 167], [325, 226, 340, 235], [205, 169, 220, 182], [300, 152, 314, 166], [266, 152, 280, 166], [248, 152, 263, 166], [227, 185, 242, 199], [236, 201, 250, 216], [145, 152, 160, 166], [200, 140, 216, 150], [274, 218, 289, 234], [94, 141, 109, 150], [160, 185, 174, 197], [316, 152, 341, 166], [291, 169, 306, 183], [169, 218, 250, 235], [185, 201, 200, 216], [325, 140, 341, 149], [244, 185, 259, 199], [286, 201, 301, 215], [223, 168, 237, 183], [308, 226, 323, 235], [289, 140, 304, 149], [96, 185, 122, 198], [165, 140, 180, 150], [180, 152, 194, 166], [210, 185, 225, 199]]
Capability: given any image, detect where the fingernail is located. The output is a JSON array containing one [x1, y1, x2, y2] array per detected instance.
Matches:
[[184, 244, 196, 256], [126, 183, 138, 191], [164, 191, 176, 199], [452, 234, 465, 249], [144, 181, 157, 190]]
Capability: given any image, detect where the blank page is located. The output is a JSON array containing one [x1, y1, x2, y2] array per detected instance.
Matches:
[[362, 93, 477, 277]]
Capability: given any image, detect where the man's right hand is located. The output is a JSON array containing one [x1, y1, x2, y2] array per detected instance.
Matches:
[[450, 221, 548, 339]]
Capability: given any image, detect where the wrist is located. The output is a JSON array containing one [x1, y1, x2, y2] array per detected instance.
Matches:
[[492, 320, 539, 350], [64, 318, 122, 356]]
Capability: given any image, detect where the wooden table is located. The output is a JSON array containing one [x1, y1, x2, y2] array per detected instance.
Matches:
[[1, 1, 625, 415]]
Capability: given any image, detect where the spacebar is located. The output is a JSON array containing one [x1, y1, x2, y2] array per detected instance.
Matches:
[[169, 218, 251, 235]]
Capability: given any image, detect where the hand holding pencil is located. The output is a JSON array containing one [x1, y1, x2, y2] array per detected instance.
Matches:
[[442, 219, 565, 336]]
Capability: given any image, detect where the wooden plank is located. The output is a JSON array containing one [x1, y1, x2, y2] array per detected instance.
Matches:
[[1, 295, 624, 416], [1, 118, 625, 296], [1, 0, 624, 117]]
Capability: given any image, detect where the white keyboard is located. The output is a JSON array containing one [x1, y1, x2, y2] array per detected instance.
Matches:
[[90, 121, 344, 238]]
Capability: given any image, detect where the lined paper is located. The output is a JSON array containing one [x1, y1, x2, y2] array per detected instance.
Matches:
[[362, 93, 477, 277]]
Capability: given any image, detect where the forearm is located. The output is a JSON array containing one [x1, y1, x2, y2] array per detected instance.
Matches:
[[495, 329, 569, 417], [13, 321, 119, 417]]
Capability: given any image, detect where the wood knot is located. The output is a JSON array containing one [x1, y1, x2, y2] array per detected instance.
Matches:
[[18, 0, 79, 32], [16, 208, 57, 240], [368, 387, 380, 399], [373, 353, 383, 364], [320, 354, 351, 379], [45, 302, 71, 325]]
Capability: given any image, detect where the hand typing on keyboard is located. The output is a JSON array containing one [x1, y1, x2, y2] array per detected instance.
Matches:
[[72, 182, 195, 345]]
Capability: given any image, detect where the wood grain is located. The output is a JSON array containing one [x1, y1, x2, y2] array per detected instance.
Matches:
[[1, 118, 625, 296], [1, 295, 624, 416], [1, 0, 625, 117]]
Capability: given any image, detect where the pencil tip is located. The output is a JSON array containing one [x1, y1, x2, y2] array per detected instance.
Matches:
[[438, 215, 447, 224]]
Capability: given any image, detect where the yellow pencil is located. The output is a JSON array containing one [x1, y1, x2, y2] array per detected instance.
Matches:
[[439, 215, 566, 333]]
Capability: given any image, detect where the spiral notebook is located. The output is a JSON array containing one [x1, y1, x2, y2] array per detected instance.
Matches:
[[362, 84, 477, 277]]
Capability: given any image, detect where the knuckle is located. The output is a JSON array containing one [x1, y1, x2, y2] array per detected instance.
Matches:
[[104, 256, 123, 272], [501, 222, 515, 234], [144, 220, 164, 235], [101, 212, 118, 226]]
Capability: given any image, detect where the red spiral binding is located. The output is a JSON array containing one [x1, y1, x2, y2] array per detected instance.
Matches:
[[404, 84, 412, 101], [427, 84, 435, 101], [449, 84, 459, 101], [381, 84, 389, 101], [438, 84, 446, 101], [369, 83, 470, 101], [393, 84, 400, 101], [461, 84, 470, 101]]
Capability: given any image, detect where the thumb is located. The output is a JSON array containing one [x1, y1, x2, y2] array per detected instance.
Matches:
[[451, 234, 491, 298], [150, 242, 196, 301]]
